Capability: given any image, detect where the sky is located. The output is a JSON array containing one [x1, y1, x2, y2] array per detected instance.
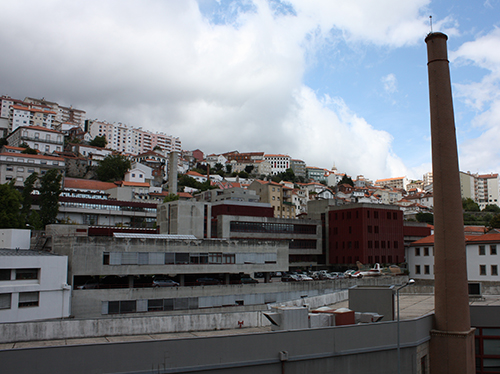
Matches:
[[1, 0, 499, 181]]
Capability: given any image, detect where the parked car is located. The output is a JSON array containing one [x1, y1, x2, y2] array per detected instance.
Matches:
[[240, 276, 258, 284], [281, 273, 299, 282], [153, 278, 180, 287], [196, 277, 221, 286], [296, 274, 313, 281], [76, 278, 99, 289]]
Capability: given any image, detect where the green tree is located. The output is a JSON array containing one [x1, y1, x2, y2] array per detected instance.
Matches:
[[0, 182, 22, 228], [163, 193, 179, 203], [489, 214, 500, 229], [0, 137, 8, 147], [95, 154, 131, 181], [462, 198, 480, 212], [244, 165, 254, 174], [483, 204, 500, 213], [281, 168, 296, 182], [416, 212, 434, 225], [238, 171, 249, 178], [21, 172, 38, 225], [214, 163, 224, 173], [339, 175, 354, 186], [39, 169, 63, 227], [89, 135, 108, 148], [226, 164, 232, 174]]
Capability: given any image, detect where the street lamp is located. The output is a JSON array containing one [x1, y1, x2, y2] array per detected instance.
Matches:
[[397, 279, 415, 374]]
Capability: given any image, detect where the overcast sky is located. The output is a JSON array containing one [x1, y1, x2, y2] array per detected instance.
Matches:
[[1, 0, 499, 180]]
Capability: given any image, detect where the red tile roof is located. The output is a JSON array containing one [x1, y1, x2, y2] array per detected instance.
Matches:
[[0, 152, 63, 161], [16, 125, 63, 134], [120, 181, 150, 187], [64, 178, 117, 191]]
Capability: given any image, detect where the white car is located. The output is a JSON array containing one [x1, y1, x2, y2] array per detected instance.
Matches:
[[296, 274, 313, 281]]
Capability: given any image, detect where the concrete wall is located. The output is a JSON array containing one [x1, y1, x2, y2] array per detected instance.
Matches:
[[0, 314, 433, 374], [349, 285, 395, 321], [70, 276, 401, 318], [50, 235, 289, 280], [0, 289, 347, 343], [0, 229, 31, 249]]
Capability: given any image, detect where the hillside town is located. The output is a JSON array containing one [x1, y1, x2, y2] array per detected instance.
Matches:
[[1, 93, 499, 374]]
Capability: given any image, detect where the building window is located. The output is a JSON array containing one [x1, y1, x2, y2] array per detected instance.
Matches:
[[18, 291, 39, 308], [492, 265, 498, 276], [0, 269, 11, 280], [424, 265, 430, 274], [479, 245, 486, 255], [15, 268, 39, 280], [491, 245, 497, 255], [103, 252, 110, 265], [424, 247, 429, 256], [0, 293, 11, 310], [480, 265, 487, 276], [415, 265, 421, 274]]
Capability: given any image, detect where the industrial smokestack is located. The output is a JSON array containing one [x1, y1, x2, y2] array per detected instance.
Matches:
[[425, 32, 475, 374], [168, 151, 178, 195]]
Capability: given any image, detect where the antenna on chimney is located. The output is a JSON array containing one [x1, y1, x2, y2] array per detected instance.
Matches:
[[429, 15, 433, 33]]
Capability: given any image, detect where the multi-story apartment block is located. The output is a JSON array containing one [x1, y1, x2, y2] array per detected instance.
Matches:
[[7, 126, 64, 154], [0, 96, 25, 136], [290, 159, 306, 179], [88, 120, 181, 155], [24, 97, 86, 130], [460, 171, 500, 209], [476, 173, 499, 209], [306, 166, 329, 183], [9, 105, 56, 132], [248, 180, 296, 219], [423, 172, 433, 187], [460, 171, 476, 202], [0, 151, 65, 187], [264, 154, 290, 175], [375, 176, 409, 191]]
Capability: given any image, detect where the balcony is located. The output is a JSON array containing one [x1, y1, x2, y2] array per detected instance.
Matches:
[[21, 135, 63, 145]]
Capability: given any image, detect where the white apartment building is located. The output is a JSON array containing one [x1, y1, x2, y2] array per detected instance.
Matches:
[[407, 233, 500, 282], [460, 171, 500, 209], [7, 126, 64, 154], [0, 96, 25, 136], [88, 120, 181, 155], [0, 229, 71, 323], [375, 176, 409, 191], [10, 105, 56, 132], [0, 151, 65, 186], [423, 172, 433, 187], [24, 97, 86, 129], [264, 154, 291, 175]]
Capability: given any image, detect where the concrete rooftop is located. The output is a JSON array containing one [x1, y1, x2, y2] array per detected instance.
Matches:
[[2, 294, 500, 351]]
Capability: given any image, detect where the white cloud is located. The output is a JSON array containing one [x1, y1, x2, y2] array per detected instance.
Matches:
[[382, 73, 398, 94], [0, 0, 437, 179], [451, 28, 500, 172]]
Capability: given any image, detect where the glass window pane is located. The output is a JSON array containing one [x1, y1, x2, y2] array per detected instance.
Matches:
[[483, 329, 500, 336]]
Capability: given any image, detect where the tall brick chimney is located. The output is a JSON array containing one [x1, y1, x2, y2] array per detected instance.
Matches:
[[425, 32, 475, 374]]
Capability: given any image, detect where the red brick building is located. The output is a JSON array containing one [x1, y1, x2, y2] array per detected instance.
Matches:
[[328, 204, 404, 265]]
